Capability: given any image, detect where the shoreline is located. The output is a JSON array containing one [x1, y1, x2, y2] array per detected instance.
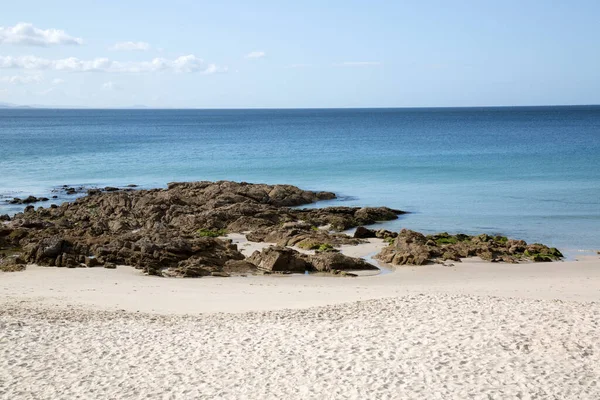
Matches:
[[2, 253, 599, 315]]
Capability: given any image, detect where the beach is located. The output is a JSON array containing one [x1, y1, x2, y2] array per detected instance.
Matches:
[[2, 252, 599, 399], [2, 4, 599, 398]]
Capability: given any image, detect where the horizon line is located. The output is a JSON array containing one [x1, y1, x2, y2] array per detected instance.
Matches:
[[1, 103, 599, 111]]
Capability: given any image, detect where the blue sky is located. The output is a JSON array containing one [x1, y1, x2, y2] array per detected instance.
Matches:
[[0, 0, 599, 108]]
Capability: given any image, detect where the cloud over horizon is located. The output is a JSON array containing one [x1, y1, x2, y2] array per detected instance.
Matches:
[[336, 61, 382, 67], [110, 41, 151, 51], [0, 23, 83, 46], [0, 54, 223, 74], [245, 51, 265, 59]]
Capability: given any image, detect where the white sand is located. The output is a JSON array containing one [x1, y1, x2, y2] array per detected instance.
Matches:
[[1, 246, 600, 399]]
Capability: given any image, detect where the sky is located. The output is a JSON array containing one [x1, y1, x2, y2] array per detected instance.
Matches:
[[0, 0, 599, 108]]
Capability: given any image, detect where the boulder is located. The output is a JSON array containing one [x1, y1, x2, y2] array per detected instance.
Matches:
[[84, 256, 101, 267], [376, 229, 432, 265], [354, 226, 376, 239], [309, 252, 378, 272], [0, 256, 26, 272], [247, 246, 311, 273], [223, 259, 259, 274]]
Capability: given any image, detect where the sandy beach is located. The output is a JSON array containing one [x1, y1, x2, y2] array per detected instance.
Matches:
[[2, 248, 599, 399]]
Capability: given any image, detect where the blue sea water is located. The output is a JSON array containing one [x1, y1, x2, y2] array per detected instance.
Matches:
[[1, 106, 599, 256]]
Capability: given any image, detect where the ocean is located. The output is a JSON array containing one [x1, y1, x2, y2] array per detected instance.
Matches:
[[1, 106, 599, 256]]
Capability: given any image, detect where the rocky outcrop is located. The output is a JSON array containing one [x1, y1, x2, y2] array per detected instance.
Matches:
[[247, 246, 377, 274], [0, 255, 26, 272], [7, 196, 49, 205], [309, 252, 378, 272], [353, 227, 398, 240], [3, 181, 400, 276], [291, 206, 404, 231], [376, 229, 564, 266], [247, 246, 311, 274], [246, 223, 363, 249]]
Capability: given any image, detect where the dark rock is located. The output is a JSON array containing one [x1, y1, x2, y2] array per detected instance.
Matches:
[[309, 252, 378, 272], [223, 259, 259, 274], [0, 214, 10, 221], [247, 225, 362, 249], [104, 187, 119, 192], [375, 229, 397, 240], [4, 181, 402, 277], [84, 256, 101, 267], [104, 262, 117, 269], [7, 196, 49, 205], [0, 256, 26, 272], [247, 246, 311, 273], [376, 229, 431, 265], [354, 226, 376, 239], [376, 229, 563, 266]]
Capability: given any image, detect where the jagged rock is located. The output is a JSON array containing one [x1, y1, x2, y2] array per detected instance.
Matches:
[[376, 229, 563, 266], [376, 229, 431, 265], [2, 181, 405, 277], [309, 252, 378, 272], [0, 214, 10, 221], [7, 196, 49, 205], [247, 225, 362, 249], [375, 230, 398, 239], [247, 246, 311, 273], [223, 259, 259, 274], [354, 226, 376, 238], [0, 256, 26, 272], [292, 206, 405, 231], [84, 256, 100, 267]]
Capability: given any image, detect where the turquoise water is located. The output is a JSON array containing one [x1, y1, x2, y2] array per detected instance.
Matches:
[[1, 107, 599, 254]]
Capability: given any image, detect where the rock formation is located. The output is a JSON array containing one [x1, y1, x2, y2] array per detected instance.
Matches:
[[375, 229, 563, 266], [1, 181, 401, 276]]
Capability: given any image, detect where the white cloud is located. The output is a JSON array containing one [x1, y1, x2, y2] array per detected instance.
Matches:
[[0, 23, 83, 46], [336, 61, 382, 67], [51, 78, 65, 85], [0, 74, 43, 84], [110, 41, 150, 51], [0, 55, 222, 74], [245, 51, 265, 59]]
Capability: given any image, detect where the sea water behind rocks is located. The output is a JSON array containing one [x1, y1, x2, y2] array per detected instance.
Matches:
[[1, 106, 599, 254]]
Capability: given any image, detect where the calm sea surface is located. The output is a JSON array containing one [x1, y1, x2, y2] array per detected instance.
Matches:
[[1, 107, 599, 255]]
